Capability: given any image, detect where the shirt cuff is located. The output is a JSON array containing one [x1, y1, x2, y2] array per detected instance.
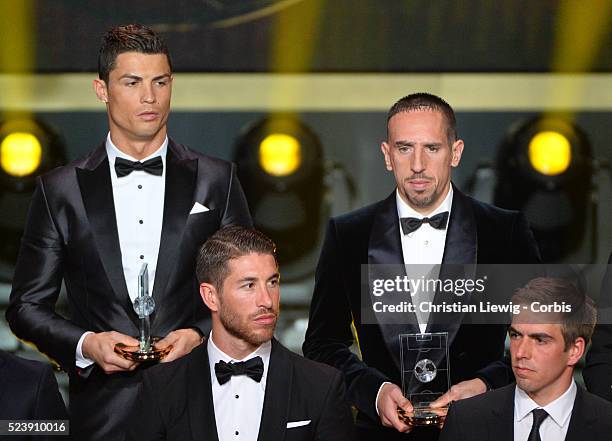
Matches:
[[76, 331, 95, 368], [375, 381, 393, 416]]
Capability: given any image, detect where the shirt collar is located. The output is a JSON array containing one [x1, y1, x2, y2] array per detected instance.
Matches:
[[207, 330, 272, 388], [396, 183, 453, 220], [105, 133, 168, 167], [514, 380, 577, 429]]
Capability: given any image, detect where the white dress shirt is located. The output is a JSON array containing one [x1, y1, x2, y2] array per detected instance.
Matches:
[[397, 184, 453, 333], [208, 333, 271, 441], [375, 185, 453, 413], [514, 380, 576, 441], [75, 134, 168, 368]]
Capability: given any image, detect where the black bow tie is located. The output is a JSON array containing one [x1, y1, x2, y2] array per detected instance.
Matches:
[[214, 356, 264, 385], [400, 211, 449, 235], [114, 156, 163, 177]]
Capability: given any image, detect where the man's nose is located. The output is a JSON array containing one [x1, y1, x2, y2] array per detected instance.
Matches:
[[411, 148, 426, 173], [141, 83, 156, 103]]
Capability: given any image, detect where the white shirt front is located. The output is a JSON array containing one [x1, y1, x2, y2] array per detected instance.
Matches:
[[396, 184, 453, 333], [514, 380, 576, 441], [208, 334, 271, 441], [75, 134, 167, 368]]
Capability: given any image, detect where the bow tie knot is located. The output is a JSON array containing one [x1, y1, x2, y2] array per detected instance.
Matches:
[[214, 356, 264, 385], [400, 211, 449, 235], [115, 156, 163, 177]]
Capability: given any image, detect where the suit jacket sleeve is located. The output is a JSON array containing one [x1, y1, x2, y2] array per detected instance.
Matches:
[[220, 163, 252, 228], [6, 178, 86, 371], [315, 370, 355, 441], [303, 219, 389, 422]]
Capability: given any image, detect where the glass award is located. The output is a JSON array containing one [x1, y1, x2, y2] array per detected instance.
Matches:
[[114, 263, 172, 361], [397, 332, 450, 426]]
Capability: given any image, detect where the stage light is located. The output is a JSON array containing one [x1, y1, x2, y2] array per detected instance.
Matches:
[[259, 133, 302, 177], [0, 117, 66, 266], [494, 116, 592, 262], [528, 131, 571, 176], [234, 115, 324, 270], [1, 132, 43, 177], [0, 118, 65, 192]]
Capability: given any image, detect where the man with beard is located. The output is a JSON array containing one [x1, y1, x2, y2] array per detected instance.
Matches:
[[126, 226, 354, 441], [440, 277, 612, 441], [303, 92, 540, 440]]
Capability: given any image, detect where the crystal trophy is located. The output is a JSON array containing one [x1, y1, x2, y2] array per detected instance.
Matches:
[[397, 332, 450, 426], [114, 263, 172, 361]]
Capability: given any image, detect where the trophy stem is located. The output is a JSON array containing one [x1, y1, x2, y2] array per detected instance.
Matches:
[[140, 315, 152, 353]]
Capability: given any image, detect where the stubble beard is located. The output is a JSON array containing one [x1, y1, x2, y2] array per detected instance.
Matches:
[[219, 303, 276, 347]]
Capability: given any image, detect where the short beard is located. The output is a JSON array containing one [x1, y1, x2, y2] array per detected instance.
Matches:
[[218, 303, 276, 347]]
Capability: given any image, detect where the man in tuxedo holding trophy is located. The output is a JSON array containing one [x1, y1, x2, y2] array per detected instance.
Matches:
[[303, 93, 541, 440], [7, 24, 251, 441]]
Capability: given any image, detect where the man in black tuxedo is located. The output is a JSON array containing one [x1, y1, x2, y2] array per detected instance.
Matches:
[[6, 24, 251, 441], [0, 350, 68, 440], [583, 252, 612, 401], [126, 226, 354, 441], [440, 277, 612, 441], [303, 93, 540, 440]]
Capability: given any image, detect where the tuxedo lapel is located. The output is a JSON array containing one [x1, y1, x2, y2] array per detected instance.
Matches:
[[188, 345, 219, 441], [565, 387, 596, 441], [151, 140, 198, 308], [76, 145, 135, 323], [257, 340, 292, 441], [368, 193, 419, 370], [427, 186, 479, 345]]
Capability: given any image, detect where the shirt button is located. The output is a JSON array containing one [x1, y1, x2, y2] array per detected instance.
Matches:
[[235, 431, 239, 436], [139, 219, 143, 224], [424, 240, 429, 246], [235, 394, 239, 399], [138, 185, 142, 189], [139, 255, 144, 259]]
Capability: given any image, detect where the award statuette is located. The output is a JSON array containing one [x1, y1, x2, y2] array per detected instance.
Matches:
[[397, 332, 450, 426], [114, 263, 172, 361]]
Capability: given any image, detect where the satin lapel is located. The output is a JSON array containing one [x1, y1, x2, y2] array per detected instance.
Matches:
[[257, 340, 292, 441], [151, 142, 197, 309], [565, 387, 595, 441], [368, 193, 419, 370], [189, 345, 219, 441], [427, 187, 478, 345], [488, 386, 514, 441], [76, 146, 134, 322]]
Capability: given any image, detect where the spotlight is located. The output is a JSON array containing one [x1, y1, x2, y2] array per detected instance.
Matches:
[[234, 115, 324, 268], [494, 116, 592, 262], [0, 118, 65, 193], [0, 117, 66, 269]]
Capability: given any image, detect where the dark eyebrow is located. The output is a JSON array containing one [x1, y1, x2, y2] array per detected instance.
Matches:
[[236, 276, 257, 284], [267, 272, 280, 282], [153, 74, 172, 81], [527, 332, 553, 340], [394, 141, 414, 147], [118, 74, 143, 81], [508, 326, 522, 336], [424, 142, 442, 148]]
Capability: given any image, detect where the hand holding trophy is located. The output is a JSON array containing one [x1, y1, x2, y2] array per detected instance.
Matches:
[[397, 332, 450, 428], [114, 263, 172, 361]]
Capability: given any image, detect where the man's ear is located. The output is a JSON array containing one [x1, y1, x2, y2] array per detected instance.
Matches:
[[199, 283, 220, 312], [93, 78, 108, 103], [567, 337, 586, 367], [451, 139, 464, 168], [381, 142, 393, 171]]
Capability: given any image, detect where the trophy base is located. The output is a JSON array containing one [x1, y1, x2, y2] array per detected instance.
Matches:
[[114, 337, 172, 362], [398, 406, 448, 426]]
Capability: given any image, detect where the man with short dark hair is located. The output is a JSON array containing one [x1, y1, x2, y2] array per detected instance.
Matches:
[[127, 226, 354, 441], [7, 24, 251, 441], [303, 92, 541, 440], [440, 277, 612, 441]]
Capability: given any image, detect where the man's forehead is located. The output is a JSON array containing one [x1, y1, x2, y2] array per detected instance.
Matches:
[[110, 52, 171, 75]]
